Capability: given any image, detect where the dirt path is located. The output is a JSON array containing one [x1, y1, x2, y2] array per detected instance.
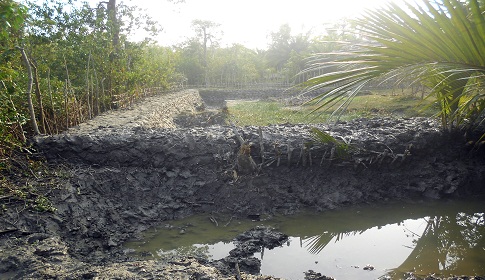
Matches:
[[2, 89, 484, 279], [67, 89, 204, 134]]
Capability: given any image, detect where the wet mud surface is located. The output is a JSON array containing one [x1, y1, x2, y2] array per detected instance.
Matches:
[[1, 89, 484, 279]]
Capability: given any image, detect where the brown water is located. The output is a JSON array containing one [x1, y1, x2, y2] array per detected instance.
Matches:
[[125, 198, 485, 279]]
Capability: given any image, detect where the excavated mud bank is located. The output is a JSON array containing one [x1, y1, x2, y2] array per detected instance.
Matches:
[[1, 89, 484, 279]]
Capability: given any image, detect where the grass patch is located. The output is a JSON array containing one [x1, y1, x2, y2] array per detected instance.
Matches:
[[340, 94, 438, 117], [227, 100, 325, 126], [227, 92, 439, 126]]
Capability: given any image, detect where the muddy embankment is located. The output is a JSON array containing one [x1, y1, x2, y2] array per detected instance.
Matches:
[[1, 89, 484, 279]]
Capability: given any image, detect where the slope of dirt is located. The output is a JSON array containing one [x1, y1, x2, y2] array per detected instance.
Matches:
[[1, 89, 484, 279], [68, 89, 205, 133]]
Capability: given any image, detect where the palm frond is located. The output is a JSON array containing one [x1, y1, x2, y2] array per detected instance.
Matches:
[[300, 0, 485, 130]]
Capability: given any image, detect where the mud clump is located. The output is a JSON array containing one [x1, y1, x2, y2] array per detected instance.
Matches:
[[174, 110, 228, 127], [304, 270, 335, 280], [211, 227, 289, 276], [230, 226, 289, 258]]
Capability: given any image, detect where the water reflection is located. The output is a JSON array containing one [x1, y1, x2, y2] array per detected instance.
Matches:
[[125, 199, 485, 279], [304, 231, 364, 255], [389, 213, 485, 278], [294, 204, 485, 278]]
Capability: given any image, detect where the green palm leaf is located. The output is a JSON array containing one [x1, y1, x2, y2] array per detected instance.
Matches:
[[301, 0, 485, 130]]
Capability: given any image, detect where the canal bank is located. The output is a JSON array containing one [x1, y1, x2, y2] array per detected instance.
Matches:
[[1, 89, 484, 279]]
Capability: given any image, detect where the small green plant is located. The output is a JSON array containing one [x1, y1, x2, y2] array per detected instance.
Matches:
[[12, 188, 26, 199], [34, 195, 56, 213], [309, 127, 352, 159]]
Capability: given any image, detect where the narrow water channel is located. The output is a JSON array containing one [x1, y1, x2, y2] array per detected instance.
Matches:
[[125, 198, 485, 279]]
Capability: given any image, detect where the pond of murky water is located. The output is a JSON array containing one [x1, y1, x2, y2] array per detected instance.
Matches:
[[125, 198, 485, 279]]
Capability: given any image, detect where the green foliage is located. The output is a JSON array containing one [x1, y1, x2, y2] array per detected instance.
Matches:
[[175, 39, 205, 85], [0, 0, 178, 137], [263, 21, 360, 85], [266, 24, 312, 84], [1, 0, 28, 160], [208, 44, 262, 86], [176, 21, 358, 87], [301, 0, 485, 132], [0, 0, 27, 44], [176, 40, 264, 86], [309, 127, 351, 159], [1, 0, 178, 209]]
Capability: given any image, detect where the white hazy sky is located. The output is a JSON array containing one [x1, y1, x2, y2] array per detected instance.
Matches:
[[119, 0, 394, 49]]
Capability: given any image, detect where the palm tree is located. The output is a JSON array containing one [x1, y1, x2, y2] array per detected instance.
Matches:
[[301, 0, 485, 134]]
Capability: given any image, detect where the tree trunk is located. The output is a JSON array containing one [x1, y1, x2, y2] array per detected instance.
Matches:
[[86, 52, 92, 119], [17, 47, 40, 135], [47, 68, 58, 134], [30, 58, 46, 134], [107, 0, 119, 49], [64, 80, 69, 129], [202, 27, 208, 86]]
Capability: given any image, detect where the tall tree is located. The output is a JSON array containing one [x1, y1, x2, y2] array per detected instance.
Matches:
[[17, 47, 40, 135], [191, 19, 221, 86]]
